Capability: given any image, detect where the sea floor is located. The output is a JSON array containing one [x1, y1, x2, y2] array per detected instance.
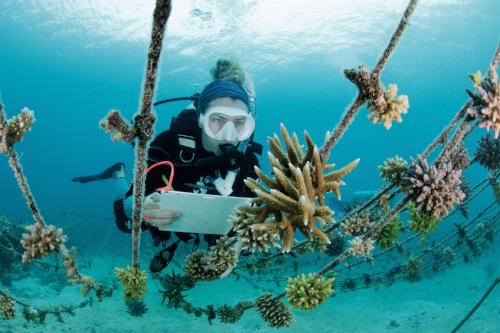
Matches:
[[1, 242, 499, 333]]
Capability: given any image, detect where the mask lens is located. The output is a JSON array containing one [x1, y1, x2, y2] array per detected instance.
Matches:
[[202, 107, 255, 142]]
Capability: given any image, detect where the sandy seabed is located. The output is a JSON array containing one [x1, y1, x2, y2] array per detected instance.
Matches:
[[1, 243, 499, 333]]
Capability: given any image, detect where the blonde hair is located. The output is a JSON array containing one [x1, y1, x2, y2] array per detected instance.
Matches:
[[210, 58, 244, 84]]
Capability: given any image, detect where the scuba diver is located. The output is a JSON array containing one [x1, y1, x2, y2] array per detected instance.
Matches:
[[72, 59, 262, 274]]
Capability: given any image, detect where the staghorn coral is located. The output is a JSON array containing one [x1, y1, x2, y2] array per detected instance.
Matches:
[[20, 223, 67, 263], [374, 215, 402, 249], [475, 133, 500, 170], [494, 179, 500, 205], [183, 237, 239, 282], [183, 250, 221, 282], [217, 304, 243, 324], [22, 307, 46, 324], [458, 178, 472, 218], [468, 70, 483, 88], [466, 65, 500, 139], [339, 211, 374, 237], [341, 279, 357, 292], [379, 194, 391, 214], [406, 154, 465, 218], [210, 58, 244, 84], [99, 110, 137, 142], [407, 201, 442, 241], [311, 234, 327, 252], [401, 255, 423, 283], [230, 205, 280, 252], [115, 266, 148, 301], [0, 290, 15, 320], [158, 270, 194, 308], [242, 123, 359, 252], [378, 155, 409, 186], [348, 236, 374, 257], [447, 142, 471, 171], [207, 236, 238, 273], [443, 247, 456, 267], [126, 300, 148, 317], [216, 301, 252, 324], [0, 107, 35, 150], [325, 236, 345, 257], [255, 293, 294, 328], [367, 84, 409, 130], [286, 273, 334, 311], [343, 65, 409, 130]]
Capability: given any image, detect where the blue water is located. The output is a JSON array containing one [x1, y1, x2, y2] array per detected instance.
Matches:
[[0, 0, 499, 332]]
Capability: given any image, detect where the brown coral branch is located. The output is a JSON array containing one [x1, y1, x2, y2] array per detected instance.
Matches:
[[320, 1, 419, 162], [423, 42, 500, 160], [0, 104, 45, 227], [1, 91, 101, 296], [421, 101, 471, 160], [130, 0, 171, 269], [372, 0, 419, 77], [435, 117, 474, 167], [0, 289, 90, 318], [319, 94, 365, 162]]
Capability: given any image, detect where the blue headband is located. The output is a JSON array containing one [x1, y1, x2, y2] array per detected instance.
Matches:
[[197, 78, 250, 113]]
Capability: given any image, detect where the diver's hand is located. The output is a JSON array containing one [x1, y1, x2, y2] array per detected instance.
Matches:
[[219, 238, 243, 279], [142, 192, 181, 229]]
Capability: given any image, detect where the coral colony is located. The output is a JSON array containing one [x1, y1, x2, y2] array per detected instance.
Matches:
[[1, 0, 499, 329]]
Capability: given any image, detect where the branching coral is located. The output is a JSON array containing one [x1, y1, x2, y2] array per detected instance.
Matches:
[[443, 247, 456, 267], [348, 236, 374, 257], [374, 215, 402, 249], [58, 246, 103, 300], [158, 270, 194, 308], [0, 107, 35, 151], [401, 255, 423, 283], [407, 201, 442, 241], [216, 301, 252, 324], [183, 250, 221, 282], [207, 236, 238, 273], [447, 142, 471, 171], [20, 223, 67, 263], [183, 237, 239, 282], [286, 273, 334, 311], [367, 84, 409, 130], [378, 155, 409, 186], [475, 133, 500, 170], [126, 300, 148, 317], [406, 154, 465, 218], [458, 178, 472, 218], [466, 65, 500, 139], [343, 66, 409, 130], [311, 234, 327, 252], [99, 110, 138, 142], [242, 123, 359, 252], [230, 205, 280, 252], [115, 266, 148, 301], [325, 236, 345, 257], [339, 211, 374, 237], [0, 290, 15, 320], [254, 293, 294, 328], [494, 179, 500, 205]]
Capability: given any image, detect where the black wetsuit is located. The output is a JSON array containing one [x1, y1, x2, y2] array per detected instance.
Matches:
[[113, 108, 261, 247]]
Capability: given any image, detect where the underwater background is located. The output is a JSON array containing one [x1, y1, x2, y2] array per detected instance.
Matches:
[[0, 0, 499, 332]]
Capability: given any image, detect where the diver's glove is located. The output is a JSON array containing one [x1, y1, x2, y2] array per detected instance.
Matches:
[[142, 192, 181, 229]]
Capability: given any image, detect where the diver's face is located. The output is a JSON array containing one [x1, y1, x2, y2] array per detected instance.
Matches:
[[206, 97, 249, 136]]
